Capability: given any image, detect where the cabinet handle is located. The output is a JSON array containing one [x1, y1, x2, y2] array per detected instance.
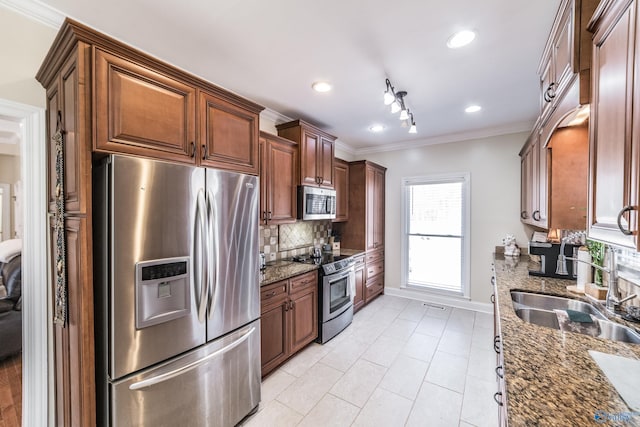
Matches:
[[202, 144, 207, 160], [532, 210, 541, 221], [491, 294, 495, 304], [190, 142, 195, 158], [491, 276, 496, 287], [520, 211, 528, 220], [290, 301, 294, 310], [494, 336, 501, 354], [268, 211, 272, 220], [495, 365, 504, 379], [284, 301, 289, 312], [262, 211, 268, 222], [263, 291, 276, 299], [617, 205, 635, 236], [494, 392, 504, 406]]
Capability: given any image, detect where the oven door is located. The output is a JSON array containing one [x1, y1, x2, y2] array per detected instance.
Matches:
[[322, 266, 355, 322]]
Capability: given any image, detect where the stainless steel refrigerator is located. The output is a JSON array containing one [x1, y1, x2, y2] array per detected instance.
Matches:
[[93, 155, 261, 426]]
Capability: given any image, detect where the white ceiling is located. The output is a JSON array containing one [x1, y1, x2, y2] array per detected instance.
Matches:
[[12, 0, 561, 152]]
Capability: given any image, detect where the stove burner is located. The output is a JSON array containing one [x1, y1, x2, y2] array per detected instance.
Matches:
[[291, 253, 355, 275]]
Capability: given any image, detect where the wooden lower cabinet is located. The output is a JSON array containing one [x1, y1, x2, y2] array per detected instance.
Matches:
[[353, 255, 366, 313], [364, 248, 384, 303], [260, 270, 318, 377]]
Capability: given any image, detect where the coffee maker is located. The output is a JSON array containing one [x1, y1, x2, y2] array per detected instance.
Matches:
[[529, 241, 579, 279]]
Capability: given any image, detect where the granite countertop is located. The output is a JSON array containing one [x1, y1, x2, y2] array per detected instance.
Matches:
[[494, 255, 640, 426], [259, 248, 365, 287]]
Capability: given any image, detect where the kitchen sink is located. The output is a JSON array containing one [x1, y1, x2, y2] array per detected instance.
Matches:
[[514, 308, 560, 329], [511, 291, 640, 344], [511, 291, 606, 319]]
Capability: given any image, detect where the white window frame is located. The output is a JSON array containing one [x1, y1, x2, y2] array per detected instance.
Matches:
[[400, 172, 471, 299]]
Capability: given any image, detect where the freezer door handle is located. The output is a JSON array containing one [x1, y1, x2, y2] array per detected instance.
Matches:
[[207, 189, 217, 320], [128, 326, 256, 391], [196, 189, 209, 323]]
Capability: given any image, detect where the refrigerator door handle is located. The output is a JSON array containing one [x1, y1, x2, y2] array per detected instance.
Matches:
[[206, 189, 217, 320], [196, 189, 209, 323], [128, 326, 256, 391]]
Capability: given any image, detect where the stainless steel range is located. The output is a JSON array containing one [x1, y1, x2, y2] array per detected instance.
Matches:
[[292, 253, 355, 343]]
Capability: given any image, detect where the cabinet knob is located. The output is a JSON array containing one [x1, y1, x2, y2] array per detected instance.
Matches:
[[617, 205, 635, 236]]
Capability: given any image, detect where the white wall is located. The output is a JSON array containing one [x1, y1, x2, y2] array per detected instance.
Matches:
[[0, 8, 57, 107], [360, 132, 530, 304]]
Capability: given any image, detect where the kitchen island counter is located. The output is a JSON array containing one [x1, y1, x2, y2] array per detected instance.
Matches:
[[494, 255, 640, 426]]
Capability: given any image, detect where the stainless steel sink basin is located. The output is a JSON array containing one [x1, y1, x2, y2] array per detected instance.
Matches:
[[515, 308, 560, 329], [511, 291, 640, 344], [511, 291, 606, 319]]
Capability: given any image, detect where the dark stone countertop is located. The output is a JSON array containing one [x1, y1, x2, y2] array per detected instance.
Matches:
[[493, 255, 640, 426], [259, 248, 365, 287]]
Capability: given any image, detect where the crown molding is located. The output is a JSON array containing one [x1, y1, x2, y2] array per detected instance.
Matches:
[[352, 120, 534, 155], [334, 139, 355, 156], [260, 107, 293, 126], [0, 0, 64, 28]]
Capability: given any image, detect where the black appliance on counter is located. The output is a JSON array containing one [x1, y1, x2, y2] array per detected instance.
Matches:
[[529, 241, 579, 279], [292, 253, 355, 343]]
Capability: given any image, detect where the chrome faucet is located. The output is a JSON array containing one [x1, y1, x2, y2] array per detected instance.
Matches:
[[557, 244, 637, 314]]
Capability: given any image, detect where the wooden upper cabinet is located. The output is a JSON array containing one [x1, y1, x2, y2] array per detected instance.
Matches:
[[338, 160, 386, 251], [199, 91, 259, 174], [94, 48, 197, 163], [259, 132, 298, 225], [276, 120, 336, 189], [538, 0, 599, 116], [333, 158, 349, 222], [587, 0, 639, 250]]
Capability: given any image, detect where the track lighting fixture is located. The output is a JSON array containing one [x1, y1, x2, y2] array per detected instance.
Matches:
[[383, 78, 417, 134]]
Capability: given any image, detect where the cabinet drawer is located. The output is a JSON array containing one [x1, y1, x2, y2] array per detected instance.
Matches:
[[366, 249, 384, 263], [365, 276, 384, 301], [353, 255, 365, 267], [366, 260, 384, 280], [260, 280, 288, 307], [289, 270, 318, 294]]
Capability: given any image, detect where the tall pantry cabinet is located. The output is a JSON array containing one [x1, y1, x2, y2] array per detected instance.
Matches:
[[336, 160, 386, 306]]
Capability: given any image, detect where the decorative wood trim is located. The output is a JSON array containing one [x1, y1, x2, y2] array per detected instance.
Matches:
[[53, 114, 67, 326]]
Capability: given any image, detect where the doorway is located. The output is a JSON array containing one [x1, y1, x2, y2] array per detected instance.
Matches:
[[0, 98, 48, 426]]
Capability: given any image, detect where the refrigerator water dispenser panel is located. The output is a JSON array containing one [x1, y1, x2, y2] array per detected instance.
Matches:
[[135, 257, 191, 329]]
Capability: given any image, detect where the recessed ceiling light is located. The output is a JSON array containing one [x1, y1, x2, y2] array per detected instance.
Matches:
[[447, 30, 476, 49], [369, 124, 385, 133], [312, 81, 332, 92], [465, 105, 482, 113]]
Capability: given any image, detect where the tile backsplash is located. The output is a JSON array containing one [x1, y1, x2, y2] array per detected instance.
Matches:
[[259, 220, 332, 261]]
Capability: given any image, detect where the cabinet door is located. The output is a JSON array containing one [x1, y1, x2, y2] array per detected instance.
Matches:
[[199, 91, 259, 175], [289, 287, 318, 354], [589, 0, 638, 249], [364, 274, 384, 303], [365, 167, 376, 250], [47, 50, 91, 215], [553, 1, 575, 91], [373, 168, 385, 248], [94, 48, 196, 163], [267, 137, 298, 224], [520, 146, 534, 224], [333, 159, 349, 222], [259, 137, 267, 224], [318, 136, 335, 188], [300, 130, 320, 186], [353, 265, 365, 313], [536, 130, 549, 228], [539, 48, 555, 120], [260, 300, 289, 377]]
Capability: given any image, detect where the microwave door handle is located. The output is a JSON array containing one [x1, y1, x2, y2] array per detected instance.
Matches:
[[128, 326, 256, 391], [196, 189, 208, 323], [207, 189, 217, 320]]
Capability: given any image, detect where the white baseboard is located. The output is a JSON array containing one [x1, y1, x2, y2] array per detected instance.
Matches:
[[384, 287, 493, 314]]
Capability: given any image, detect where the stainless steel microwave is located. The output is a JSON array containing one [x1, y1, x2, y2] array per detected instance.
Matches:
[[298, 186, 336, 220]]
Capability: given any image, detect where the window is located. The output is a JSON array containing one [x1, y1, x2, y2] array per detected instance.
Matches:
[[402, 173, 470, 297]]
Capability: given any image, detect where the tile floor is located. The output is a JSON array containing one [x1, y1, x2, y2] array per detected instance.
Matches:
[[242, 294, 499, 427]]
